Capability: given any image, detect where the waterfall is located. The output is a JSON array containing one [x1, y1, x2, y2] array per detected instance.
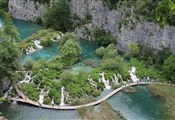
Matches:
[[38, 89, 45, 105], [51, 98, 54, 105], [2, 86, 13, 99], [88, 75, 97, 88], [26, 47, 36, 54], [129, 66, 139, 82], [112, 74, 119, 84], [60, 86, 65, 106], [99, 72, 111, 89], [19, 71, 33, 84], [34, 40, 43, 49]]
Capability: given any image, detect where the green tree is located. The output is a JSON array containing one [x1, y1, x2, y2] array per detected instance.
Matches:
[[60, 32, 81, 65], [156, 0, 175, 26], [44, 0, 72, 32], [1, 12, 20, 41], [95, 44, 117, 59], [101, 57, 122, 70], [0, 0, 8, 15], [0, 41, 21, 95], [128, 42, 140, 57], [154, 47, 172, 68], [93, 28, 116, 46], [163, 55, 175, 82], [0, 41, 21, 77]]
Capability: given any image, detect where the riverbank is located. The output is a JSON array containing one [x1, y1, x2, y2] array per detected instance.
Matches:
[[148, 84, 175, 119], [78, 101, 126, 120]]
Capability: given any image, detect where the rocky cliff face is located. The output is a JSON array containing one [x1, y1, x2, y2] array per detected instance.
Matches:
[[8, 0, 175, 52], [8, 0, 45, 21], [70, 0, 175, 52]]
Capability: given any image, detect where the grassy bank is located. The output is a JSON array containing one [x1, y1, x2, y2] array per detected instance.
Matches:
[[78, 101, 126, 120], [148, 84, 175, 119]]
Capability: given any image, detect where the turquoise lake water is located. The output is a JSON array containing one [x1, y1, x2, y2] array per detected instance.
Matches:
[[0, 17, 164, 120], [108, 86, 164, 120], [0, 17, 42, 40]]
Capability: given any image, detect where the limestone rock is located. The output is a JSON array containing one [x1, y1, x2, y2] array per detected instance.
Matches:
[[8, 0, 45, 21]]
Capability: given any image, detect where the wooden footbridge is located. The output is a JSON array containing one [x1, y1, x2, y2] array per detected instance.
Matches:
[[10, 81, 169, 110]]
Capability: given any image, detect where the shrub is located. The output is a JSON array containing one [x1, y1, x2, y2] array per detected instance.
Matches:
[[44, 96, 51, 104], [93, 28, 116, 46], [24, 59, 36, 70], [40, 36, 52, 46]]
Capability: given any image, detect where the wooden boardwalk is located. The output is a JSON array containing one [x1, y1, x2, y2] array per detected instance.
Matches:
[[10, 82, 166, 110]]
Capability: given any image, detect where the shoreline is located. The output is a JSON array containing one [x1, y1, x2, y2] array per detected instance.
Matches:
[[148, 84, 175, 120]]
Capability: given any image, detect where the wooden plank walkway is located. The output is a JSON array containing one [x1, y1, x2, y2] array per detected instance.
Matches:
[[10, 82, 155, 110]]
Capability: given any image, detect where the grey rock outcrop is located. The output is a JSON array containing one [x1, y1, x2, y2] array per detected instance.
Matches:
[[0, 116, 8, 120], [70, 0, 175, 52], [8, 0, 45, 21], [2, 77, 11, 92]]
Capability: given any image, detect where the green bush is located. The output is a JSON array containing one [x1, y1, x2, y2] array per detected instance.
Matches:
[[93, 28, 116, 46], [40, 36, 52, 46], [96, 44, 117, 59], [25, 59, 36, 70], [32, 62, 43, 71], [44, 96, 51, 104]]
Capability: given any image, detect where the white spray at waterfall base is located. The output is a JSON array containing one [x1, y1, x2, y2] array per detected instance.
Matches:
[[129, 66, 139, 82], [2, 86, 13, 99], [60, 86, 65, 106], [38, 89, 45, 105], [99, 72, 111, 89]]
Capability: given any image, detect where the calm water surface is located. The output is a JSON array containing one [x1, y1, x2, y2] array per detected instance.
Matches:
[[0, 17, 42, 40], [108, 86, 164, 120]]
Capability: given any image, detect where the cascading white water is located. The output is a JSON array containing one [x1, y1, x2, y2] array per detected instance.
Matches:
[[51, 98, 54, 105], [34, 40, 43, 49], [38, 89, 45, 105], [129, 66, 139, 82], [26, 47, 36, 54], [60, 86, 65, 106], [88, 76, 97, 88], [99, 72, 111, 89], [112, 74, 119, 84], [19, 71, 33, 84], [2, 86, 13, 99]]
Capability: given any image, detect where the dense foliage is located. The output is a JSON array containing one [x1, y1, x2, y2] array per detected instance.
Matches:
[[1, 12, 20, 41], [96, 44, 117, 59], [93, 28, 116, 46], [126, 42, 175, 82], [0, 0, 8, 15], [60, 32, 81, 65], [119, 0, 175, 26], [44, 0, 72, 32]]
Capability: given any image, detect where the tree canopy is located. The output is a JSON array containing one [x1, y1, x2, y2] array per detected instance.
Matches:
[[60, 32, 81, 65], [1, 12, 20, 41], [163, 55, 175, 82], [44, 0, 72, 32]]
